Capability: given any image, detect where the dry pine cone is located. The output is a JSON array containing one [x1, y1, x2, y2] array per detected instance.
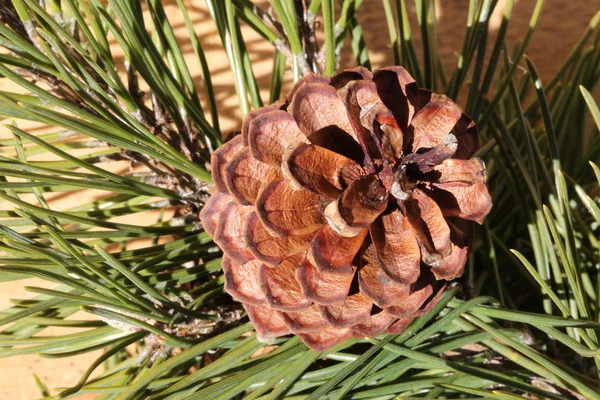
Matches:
[[200, 66, 492, 351]]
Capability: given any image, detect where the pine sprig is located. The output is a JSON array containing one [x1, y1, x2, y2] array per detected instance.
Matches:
[[0, 0, 599, 399]]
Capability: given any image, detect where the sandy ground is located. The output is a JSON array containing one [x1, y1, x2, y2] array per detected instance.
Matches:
[[0, 0, 598, 398]]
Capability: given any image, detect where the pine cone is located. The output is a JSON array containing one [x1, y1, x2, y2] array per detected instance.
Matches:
[[200, 66, 492, 351]]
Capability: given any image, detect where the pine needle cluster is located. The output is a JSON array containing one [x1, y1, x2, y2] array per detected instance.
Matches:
[[0, 0, 599, 398]]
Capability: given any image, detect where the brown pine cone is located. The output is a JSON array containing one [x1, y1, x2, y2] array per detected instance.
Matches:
[[200, 66, 492, 351]]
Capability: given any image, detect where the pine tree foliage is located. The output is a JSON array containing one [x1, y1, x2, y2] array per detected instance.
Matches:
[[0, 0, 599, 398]]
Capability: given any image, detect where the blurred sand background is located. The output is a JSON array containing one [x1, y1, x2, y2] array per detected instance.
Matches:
[[0, 0, 598, 398]]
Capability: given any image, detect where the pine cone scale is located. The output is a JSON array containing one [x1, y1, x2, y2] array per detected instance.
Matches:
[[405, 189, 453, 264], [199, 191, 230, 237], [261, 258, 311, 311], [429, 218, 472, 280], [410, 94, 464, 152], [222, 257, 264, 305], [281, 304, 327, 333], [428, 182, 493, 223], [241, 100, 286, 146], [297, 257, 355, 305], [245, 212, 313, 266], [372, 67, 419, 129], [370, 209, 421, 284], [430, 158, 487, 184], [282, 142, 362, 196], [213, 203, 254, 264], [357, 243, 412, 308], [319, 292, 372, 328], [386, 269, 441, 317], [289, 83, 357, 143], [245, 303, 290, 337], [307, 225, 367, 274], [223, 150, 282, 205], [211, 135, 244, 193], [451, 114, 480, 159], [247, 109, 307, 167], [353, 309, 396, 337], [256, 179, 325, 237], [298, 325, 353, 351]]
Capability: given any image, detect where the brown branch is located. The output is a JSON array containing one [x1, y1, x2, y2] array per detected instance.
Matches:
[[294, 0, 319, 74]]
